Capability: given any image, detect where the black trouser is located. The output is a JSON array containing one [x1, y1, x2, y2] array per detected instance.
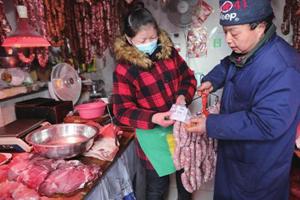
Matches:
[[145, 168, 192, 200]]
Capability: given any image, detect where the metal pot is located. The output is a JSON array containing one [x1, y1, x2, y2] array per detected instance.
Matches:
[[25, 123, 98, 159]]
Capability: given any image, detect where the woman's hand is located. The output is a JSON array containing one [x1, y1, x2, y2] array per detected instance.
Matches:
[[198, 81, 213, 96], [185, 116, 207, 134], [152, 111, 174, 127], [176, 95, 186, 105]]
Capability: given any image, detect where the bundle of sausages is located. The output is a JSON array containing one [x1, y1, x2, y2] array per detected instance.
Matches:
[[64, 0, 120, 65], [15, 0, 119, 66], [173, 104, 220, 193]]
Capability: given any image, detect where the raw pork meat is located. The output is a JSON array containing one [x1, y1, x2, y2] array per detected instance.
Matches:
[[7, 153, 32, 180], [0, 164, 9, 182], [0, 180, 40, 200], [1, 153, 101, 197], [39, 160, 100, 196]]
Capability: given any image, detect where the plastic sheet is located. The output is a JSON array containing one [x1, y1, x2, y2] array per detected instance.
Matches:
[[187, 26, 208, 58]]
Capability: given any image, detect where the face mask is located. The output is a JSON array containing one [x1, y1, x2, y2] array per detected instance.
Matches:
[[135, 39, 158, 55]]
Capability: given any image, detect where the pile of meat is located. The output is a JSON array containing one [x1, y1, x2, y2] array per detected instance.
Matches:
[[0, 153, 101, 199], [172, 104, 219, 193]]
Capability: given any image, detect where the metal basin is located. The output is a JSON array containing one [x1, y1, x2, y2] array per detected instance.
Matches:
[[25, 123, 98, 159]]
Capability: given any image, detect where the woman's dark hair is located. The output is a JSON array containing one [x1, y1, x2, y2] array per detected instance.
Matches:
[[123, 6, 159, 37], [249, 14, 275, 33]]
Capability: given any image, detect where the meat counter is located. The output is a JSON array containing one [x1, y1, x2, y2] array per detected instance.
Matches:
[[0, 128, 146, 200]]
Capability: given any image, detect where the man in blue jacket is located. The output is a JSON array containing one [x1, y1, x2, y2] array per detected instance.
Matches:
[[186, 0, 300, 199]]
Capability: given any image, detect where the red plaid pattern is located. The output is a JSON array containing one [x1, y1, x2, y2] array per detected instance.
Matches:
[[113, 48, 196, 167], [113, 49, 196, 129]]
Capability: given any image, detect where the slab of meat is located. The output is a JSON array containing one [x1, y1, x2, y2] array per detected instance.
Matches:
[[8, 154, 55, 190], [0, 180, 40, 200], [16, 157, 54, 190], [39, 160, 100, 196], [0, 164, 9, 182], [7, 153, 33, 181]]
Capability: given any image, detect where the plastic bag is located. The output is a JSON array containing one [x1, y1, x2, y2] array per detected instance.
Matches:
[[187, 26, 208, 58], [192, 0, 213, 26]]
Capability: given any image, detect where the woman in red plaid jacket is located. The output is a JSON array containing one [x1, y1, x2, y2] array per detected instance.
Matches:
[[112, 6, 197, 200]]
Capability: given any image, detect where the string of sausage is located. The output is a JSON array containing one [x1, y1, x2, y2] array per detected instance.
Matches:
[[44, 0, 65, 47], [0, 0, 11, 43], [64, 0, 120, 65], [282, 0, 300, 52], [5, 1, 119, 67], [202, 93, 209, 117], [173, 104, 219, 193]]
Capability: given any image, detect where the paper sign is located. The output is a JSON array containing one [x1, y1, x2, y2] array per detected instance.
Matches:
[[170, 104, 189, 122]]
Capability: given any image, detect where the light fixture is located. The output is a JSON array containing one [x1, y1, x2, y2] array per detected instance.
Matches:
[[1, 5, 50, 48]]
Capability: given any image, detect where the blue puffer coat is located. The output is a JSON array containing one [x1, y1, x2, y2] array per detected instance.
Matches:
[[203, 33, 300, 200]]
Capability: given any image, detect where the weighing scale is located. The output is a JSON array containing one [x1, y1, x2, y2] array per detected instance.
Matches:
[[0, 118, 45, 152], [0, 63, 81, 152]]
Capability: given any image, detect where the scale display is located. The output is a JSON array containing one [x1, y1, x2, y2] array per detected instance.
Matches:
[[0, 118, 45, 152]]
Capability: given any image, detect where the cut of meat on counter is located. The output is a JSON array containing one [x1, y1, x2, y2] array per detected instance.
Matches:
[[0, 153, 7, 163], [0, 180, 40, 200], [0, 153, 101, 199], [39, 160, 100, 197]]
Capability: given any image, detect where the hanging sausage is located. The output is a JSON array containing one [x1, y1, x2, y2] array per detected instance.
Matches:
[[0, 1, 12, 44], [281, 0, 300, 52]]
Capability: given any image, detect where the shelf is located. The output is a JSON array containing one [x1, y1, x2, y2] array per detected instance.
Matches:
[[0, 86, 48, 105]]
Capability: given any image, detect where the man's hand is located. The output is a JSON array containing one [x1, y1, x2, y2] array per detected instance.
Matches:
[[198, 81, 213, 96], [185, 116, 207, 134], [152, 111, 174, 127]]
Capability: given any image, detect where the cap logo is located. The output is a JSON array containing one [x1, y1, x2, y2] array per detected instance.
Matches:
[[221, 1, 233, 13]]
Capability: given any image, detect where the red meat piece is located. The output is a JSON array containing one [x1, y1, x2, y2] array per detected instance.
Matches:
[[39, 161, 100, 196], [0, 180, 40, 200], [0, 164, 10, 183]]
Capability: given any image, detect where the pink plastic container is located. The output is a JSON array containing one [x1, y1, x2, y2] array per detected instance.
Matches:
[[75, 101, 106, 119]]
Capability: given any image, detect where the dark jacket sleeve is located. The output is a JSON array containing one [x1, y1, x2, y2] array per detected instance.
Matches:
[[202, 57, 231, 92], [174, 49, 197, 105], [112, 65, 156, 129], [206, 67, 300, 141]]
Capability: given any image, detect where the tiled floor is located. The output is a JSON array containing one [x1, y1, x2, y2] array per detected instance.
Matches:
[[166, 174, 214, 200]]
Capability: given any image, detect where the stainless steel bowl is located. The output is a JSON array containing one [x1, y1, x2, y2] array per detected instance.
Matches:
[[25, 123, 98, 159]]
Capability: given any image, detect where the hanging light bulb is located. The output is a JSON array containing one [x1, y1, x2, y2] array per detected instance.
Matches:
[[1, 5, 50, 48]]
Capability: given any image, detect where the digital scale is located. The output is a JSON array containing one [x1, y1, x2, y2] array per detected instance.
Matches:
[[0, 118, 45, 152]]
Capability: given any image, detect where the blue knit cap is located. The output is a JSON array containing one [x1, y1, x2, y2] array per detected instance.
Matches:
[[219, 0, 273, 26]]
